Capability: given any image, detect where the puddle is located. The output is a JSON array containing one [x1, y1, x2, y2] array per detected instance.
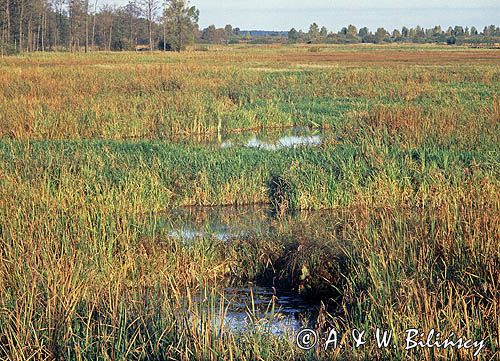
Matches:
[[217, 287, 316, 335], [192, 286, 317, 336], [165, 206, 272, 242], [168, 228, 235, 242], [222, 133, 323, 150], [220, 127, 325, 150], [164, 205, 337, 244], [171, 127, 329, 150]]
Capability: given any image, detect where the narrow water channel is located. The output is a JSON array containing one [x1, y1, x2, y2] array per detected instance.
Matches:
[[159, 205, 342, 335]]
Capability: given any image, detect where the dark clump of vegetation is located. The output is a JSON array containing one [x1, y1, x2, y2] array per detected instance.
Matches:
[[269, 175, 299, 216]]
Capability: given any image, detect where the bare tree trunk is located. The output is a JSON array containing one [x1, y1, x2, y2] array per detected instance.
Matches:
[[19, 0, 25, 52], [177, 14, 181, 52], [41, 9, 46, 51], [27, 17, 32, 52], [163, 19, 166, 51], [129, 13, 133, 45], [0, 0, 4, 50], [108, 22, 112, 51], [148, 11, 152, 51], [84, 0, 89, 52], [36, 21, 41, 51], [0, 10, 5, 58], [91, 0, 97, 50], [55, 12, 59, 49], [54, 7, 60, 49], [0, 0, 3, 46], [69, 6, 73, 52], [142, 0, 159, 51], [6, 0, 10, 43]]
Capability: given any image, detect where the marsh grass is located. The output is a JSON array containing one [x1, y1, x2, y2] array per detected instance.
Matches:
[[0, 45, 498, 360]]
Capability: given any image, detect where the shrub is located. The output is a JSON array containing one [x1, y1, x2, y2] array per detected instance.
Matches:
[[112, 38, 135, 51], [157, 39, 173, 51], [0, 42, 19, 55]]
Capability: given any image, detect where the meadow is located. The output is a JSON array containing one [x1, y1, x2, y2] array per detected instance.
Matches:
[[0, 44, 498, 360]]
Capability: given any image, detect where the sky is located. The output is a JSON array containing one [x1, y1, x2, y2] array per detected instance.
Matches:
[[108, 0, 500, 31]]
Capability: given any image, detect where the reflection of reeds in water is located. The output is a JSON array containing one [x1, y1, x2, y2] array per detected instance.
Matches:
[[163, 205, 342, 245]]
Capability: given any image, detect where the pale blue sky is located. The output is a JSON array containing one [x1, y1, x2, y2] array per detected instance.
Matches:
[[108, 0, 500, 31]]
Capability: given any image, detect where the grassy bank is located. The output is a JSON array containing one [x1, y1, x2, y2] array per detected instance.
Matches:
[[0, 138, 497, 210]]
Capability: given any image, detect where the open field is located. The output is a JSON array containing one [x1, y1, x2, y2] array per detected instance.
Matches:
[[1, 45, 499, 140], [0, 45, 499, 360]]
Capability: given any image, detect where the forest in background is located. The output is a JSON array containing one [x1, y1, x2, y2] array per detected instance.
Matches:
[[1, 0, 499, 55]]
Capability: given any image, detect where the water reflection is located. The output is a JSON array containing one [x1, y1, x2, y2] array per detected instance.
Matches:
[[165, 205, 338, 244], [216, 287, 316, 335], [166, 206, 270, 242], [222, 133, 323, 150], [187, 286, 317, 336], [172, 126, 329, 150]]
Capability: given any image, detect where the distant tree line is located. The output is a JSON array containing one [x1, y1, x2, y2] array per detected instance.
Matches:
[[199, 24, 241, 44], [198, 26, 290, 45], [197, 23, 500, 47], [1, 0, 499, 55], [287, 23, 500, 45], [0, 0, 199, 54]]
